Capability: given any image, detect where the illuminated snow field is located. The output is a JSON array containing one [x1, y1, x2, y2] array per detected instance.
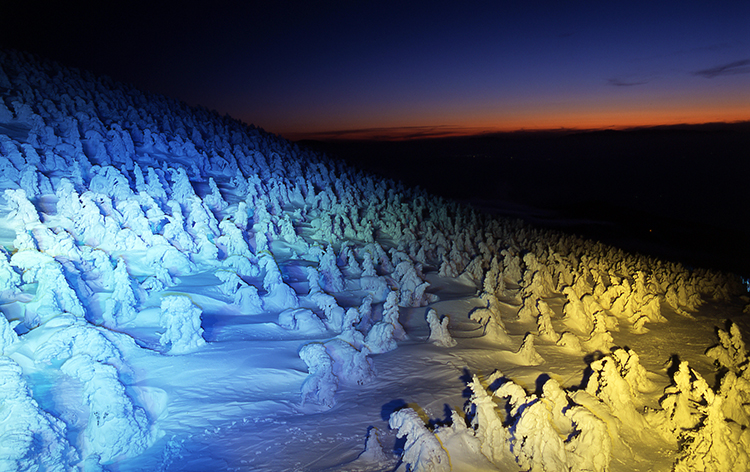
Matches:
[[0, 50, 749, 471]]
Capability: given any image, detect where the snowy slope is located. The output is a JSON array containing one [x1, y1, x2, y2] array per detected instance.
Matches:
[[0, 49, 749, 472]]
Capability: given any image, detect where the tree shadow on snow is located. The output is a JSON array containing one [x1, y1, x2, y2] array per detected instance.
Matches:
[[427, 404, 454, 429], [534, 373, 552, 396], [574, 349, 608, 391], [666, 353, 682, 380]]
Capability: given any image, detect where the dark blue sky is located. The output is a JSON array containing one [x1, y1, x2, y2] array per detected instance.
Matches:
[[2, 1, 748, 140]]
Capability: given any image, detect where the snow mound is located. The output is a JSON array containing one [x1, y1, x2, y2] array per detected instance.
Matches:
[[277, 307, 326, 334]]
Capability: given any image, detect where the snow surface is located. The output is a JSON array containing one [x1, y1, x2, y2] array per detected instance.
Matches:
[[0, 49, 749, 471]]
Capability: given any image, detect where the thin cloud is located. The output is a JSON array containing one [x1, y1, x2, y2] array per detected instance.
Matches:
[[607, 78, 648, 87], [632, 42, 733, 63], [290, 125, 491, 141], [693, 59, 750, 78]]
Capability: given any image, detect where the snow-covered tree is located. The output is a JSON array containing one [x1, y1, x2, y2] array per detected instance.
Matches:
[[0, 248, 21, 292], [513, 333, 544, 366], [234, 284, 264, 314], [102, 257, 138, 327], [706, 322, 747, 373], [584, 352, 646, 432], [299, 342, 338, 407], [382, 290, 407, 341], [259, 253, 299, 311], [389, 408, 450, 472], [311, 291, 345, 333], [203, 177, 228, 212], [0, 357, 75, 470], [319, 245, 345, 292], [159, 295, 206, 354], [60, 354, 153, 464], [353, 427, 391, 467], [467, 374, 510, 465], [426, 309, 456, 347], [536, 299, 558, 341], [324, 338, 374, 386]]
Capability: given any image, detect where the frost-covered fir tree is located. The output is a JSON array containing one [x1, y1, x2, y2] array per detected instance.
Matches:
[[299, 342, 338, 407], [659, 360, 702, 434], [536, 299, 558, 341], [426, 309, 456, 347], [0, 357, 75, 470], [168, 167, 196, 204], [503, 385, 569, 471], [0, 247, 21, 292], [259, 253, 299, 311], [60, 354, 153, 464], [12, 254, 86, 323], [513, 332, 544, 365], [215, 219, 252, 258], [159, 295, 206, 354], [706, 322, 747, 373], [234, 284, 264, 314], [467, 374, 510, 465], [382, 290, 407, 341], [564, 402, 613, 472], [0, 311, 18, 354], [319, 245, 345, 292], [674, 378, 750, 471], [339, 307, 365, 347], [364, 320, 398, 354], [389, 408, 450, 472], [311, 291, 345, 333], [354, 427, 391, 466], [324, 338, 374, 386], [203, 177, 228, 212], [584, 352, 647, 432], [102, 257, 138, 327]]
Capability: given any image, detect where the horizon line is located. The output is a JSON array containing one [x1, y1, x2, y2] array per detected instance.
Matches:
[[285, 119, 750, 142]]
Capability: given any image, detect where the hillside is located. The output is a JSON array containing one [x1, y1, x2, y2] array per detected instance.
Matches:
[[0, 49, 748, 471], [300, 124, 750, 277]]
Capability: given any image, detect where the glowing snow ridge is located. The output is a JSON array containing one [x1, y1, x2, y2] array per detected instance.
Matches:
[[0, 48, 748, 471]]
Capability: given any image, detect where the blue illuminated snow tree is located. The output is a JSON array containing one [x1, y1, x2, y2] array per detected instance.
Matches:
[[203, 177, 228, 212], [319, 245, 345, 292], [0, 357, 75, 470], [299, 342, 338, 408], [383, 290, 407, 341], [159, 295, 206, 354], [0, 313, 18, 353], [259, 253, 299, 311], [102, 257, 138, 327], [11, 251, 86, 323], [0, 248, 21, 293]]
